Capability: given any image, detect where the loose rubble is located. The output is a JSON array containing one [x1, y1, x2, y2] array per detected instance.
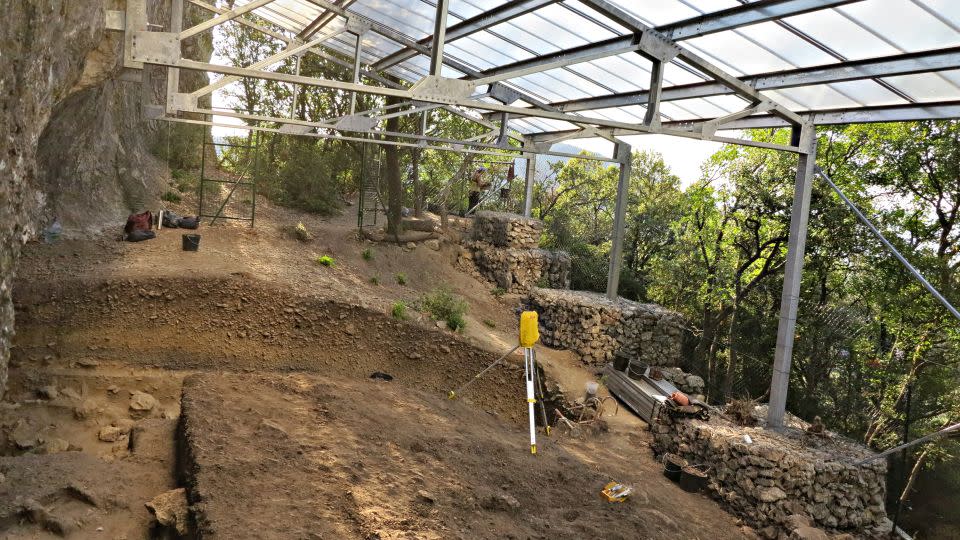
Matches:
[[527, 288, 685, 366]]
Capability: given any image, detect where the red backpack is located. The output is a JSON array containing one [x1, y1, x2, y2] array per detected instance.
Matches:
[[124, 211, 153, 235]]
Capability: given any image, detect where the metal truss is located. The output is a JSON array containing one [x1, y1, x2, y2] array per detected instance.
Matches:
[[118, 0, 821, 155]]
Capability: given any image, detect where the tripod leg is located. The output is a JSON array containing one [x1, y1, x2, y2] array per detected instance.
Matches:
[[524, 347, 537, 454], [532, 349, 550, 436]]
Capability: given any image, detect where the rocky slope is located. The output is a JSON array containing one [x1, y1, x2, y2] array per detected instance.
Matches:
[[0, 0, 211, 396]]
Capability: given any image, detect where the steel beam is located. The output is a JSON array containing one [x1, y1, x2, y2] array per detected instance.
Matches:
[[470, 36, 642, 86], [430, 0, 451, 77], [164, 57, 804, 152], [461, 0, 859, 93], [299, 0, 356, 39], [657, 0, 860, 41], [768, 124, 816, 429], [183, 0, 507, 137], [371, 0, 559, 72], [645, 60, 664, 126], [166, 0, 183, 114], [545, 47, 960, 115], [580, 0, 802, 126], [158, 115, 607, 162], [606, 142, 632, 300], [189, 33, 338, 98], [523, 137, 537, 217], [179, 0, 276, 40]]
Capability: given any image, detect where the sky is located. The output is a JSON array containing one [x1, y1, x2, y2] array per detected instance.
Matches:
[[569, 135, 724, 187]]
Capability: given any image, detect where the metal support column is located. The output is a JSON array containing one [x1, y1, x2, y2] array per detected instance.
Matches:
[[349, 31, 362, 114], [768, 124, 817, 429], [429, 0, 451, 76], [522, 137, 536, 217], [606, 142, 632, 300], [166, 0, 183, 114]]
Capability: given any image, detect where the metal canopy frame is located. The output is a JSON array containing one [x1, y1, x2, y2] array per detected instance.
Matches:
[[113, 0, 960, 429]]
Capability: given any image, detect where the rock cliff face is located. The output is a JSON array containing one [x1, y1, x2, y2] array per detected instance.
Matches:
[[0, 0, 211, 396]]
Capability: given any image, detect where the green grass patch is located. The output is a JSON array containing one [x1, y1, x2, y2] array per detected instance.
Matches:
[[420, 287, 468, 332], [395, 272, 407, 286], [491, 287, 507, 298], [482, 318, 497, 329], [315, 255, 336, 267], [362, 248, 374, 261], [391, 301, 407, 320], [369, 276, 380, 285]]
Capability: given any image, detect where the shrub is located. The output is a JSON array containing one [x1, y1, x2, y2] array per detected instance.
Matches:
[[362, 248, 374, 261], [395, 272, 407, 286], [491, 287, 507, 298], [161, 191, 182, 203], [369, 276, 380, 285], [482, 318, 497, 329], [421, 287, 468, 332], [391, 301, 407, 320], [315, 255, 335, 267]]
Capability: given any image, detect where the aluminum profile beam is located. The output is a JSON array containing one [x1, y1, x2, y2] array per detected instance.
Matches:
[[656, 0, 861, 41], [159, 56, 803, 152], [527, 101, 960, 142], [371, 0, 560, 72], [299, 0, 355, 39], [580, 0, 803, 126], [768, 126, 817, 429], [463, 0, 860, 90], [429, 0, 451, 76], [543, 47, 960, 114]]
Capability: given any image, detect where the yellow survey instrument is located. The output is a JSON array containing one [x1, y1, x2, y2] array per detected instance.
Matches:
[[519, 311, 539, 347]]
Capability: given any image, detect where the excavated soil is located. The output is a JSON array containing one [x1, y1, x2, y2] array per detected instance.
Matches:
[[180, 372, 745, 539], [1, 199, 748, 538]]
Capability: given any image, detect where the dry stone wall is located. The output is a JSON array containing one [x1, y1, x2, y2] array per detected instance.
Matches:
[[652, 414, 889, 537], [472, 211, 542, 249], [459, 242, 571, 293], [460, 211, 571, 293], [527, 288, 684, 366]]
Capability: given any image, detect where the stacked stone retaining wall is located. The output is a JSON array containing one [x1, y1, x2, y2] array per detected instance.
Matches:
[[651, 414, 889, 537], [459, 242, 570, 293], [472, 211, 542, 249], [527, 288, 684, 366]]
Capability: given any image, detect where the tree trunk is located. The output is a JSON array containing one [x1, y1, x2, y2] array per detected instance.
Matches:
[[723, 298, 739, 400], [412, 147, 423, 217], [384, 95, 402, 238]]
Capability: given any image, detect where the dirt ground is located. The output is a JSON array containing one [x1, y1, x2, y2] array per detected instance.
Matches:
[[1, 196, 749, 538], [180, 371, 746, 539]]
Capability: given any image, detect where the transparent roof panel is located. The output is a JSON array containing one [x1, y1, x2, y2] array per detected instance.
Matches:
[[882, 71, 960, 103], [837, 0, 960, 52], [215, 0, 960, 134]]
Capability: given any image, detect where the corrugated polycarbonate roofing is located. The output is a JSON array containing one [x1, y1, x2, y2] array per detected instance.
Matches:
[[230, 0, 960, 133]]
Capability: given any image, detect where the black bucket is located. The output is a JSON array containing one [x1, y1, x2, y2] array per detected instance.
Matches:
[[679, 465, 708, 493], [182, 234, 201, 251], [662, 454, 685, 482], [612, 353, 630, 372], [628, 362, 648, 381]]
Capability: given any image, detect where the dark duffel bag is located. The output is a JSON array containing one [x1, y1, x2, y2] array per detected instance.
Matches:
[[126, 229, 156, 242], [162, 211, 181, 228], [177, 216, 200, 229]]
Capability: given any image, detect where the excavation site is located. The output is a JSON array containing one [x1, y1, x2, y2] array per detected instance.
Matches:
[[3, 1, 960, 539]]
